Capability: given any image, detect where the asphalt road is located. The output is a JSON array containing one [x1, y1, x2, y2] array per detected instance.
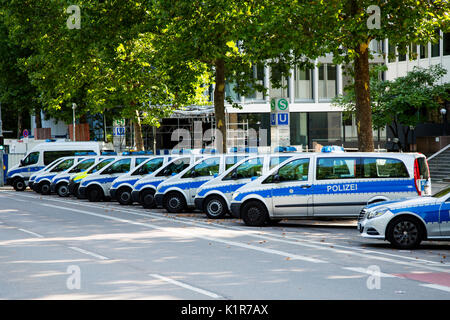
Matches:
[[0, 188, 449, 300]]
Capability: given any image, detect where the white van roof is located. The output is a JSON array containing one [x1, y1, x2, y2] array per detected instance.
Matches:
[[30, 142, 103, 152]]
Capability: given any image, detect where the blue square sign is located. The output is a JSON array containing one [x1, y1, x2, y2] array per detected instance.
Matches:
[[270, 113, 277, 126], [277, 113, 289, 126]]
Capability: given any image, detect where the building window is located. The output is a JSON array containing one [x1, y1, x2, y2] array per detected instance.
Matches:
[[308, 112, 341, 147], [431, 30, 440, 57], [388, 43, 396, 63], [444, 33, 450, 56], [294, 66, 313, 101], [420, 44, 428, 59], [398, 46, 406, 61], [225, 81, 240, 103], [290, 112, 308, 147], [318, 64, 336, 100], [270, 64, 289, 98], [246, 63, 266, 102]]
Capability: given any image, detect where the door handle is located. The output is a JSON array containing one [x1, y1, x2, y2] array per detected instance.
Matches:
[[301, 185, 311, 189]]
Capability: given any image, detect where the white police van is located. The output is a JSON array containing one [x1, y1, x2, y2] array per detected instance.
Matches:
[[154, 153, 250, 213], [194, 153, 296, 219], [230, 149, 431, 226], [78, 155, 150, 202], [68, 155, 119, 198], [131, 155, 202, 208], [33, 155, 92, 194], [27, 157, 68, 191], [51, 155, 104, 197], [6, 141, 105, 191], [110, 155, 174, 205]]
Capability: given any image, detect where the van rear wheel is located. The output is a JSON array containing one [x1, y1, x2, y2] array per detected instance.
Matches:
[[87, 185, 103, 202], [13, 178, 26, 192], [40, 182, 51, 195], [56, 183, 69, 197], [117, 187, 133, 205], [241, 201, 269, 227]]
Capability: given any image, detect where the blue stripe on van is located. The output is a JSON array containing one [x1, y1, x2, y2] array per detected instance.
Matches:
[[158, 180, 209, 193], [112, 178, 140, 189], [391, 204, 441, 224], [197, 183, 246, 197], [7, 166, 45, 177], [35, 174, 57, 183], [81, 177, 117, 186], [234, 179, 416, 202]]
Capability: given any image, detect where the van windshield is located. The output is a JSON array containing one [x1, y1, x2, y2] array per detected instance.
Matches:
[[50, 159, 75, 172], [432, 187, 450, 198], [69, 159, 95, 173], [224, 157, 264, 180], [88, 158, 115, 174]]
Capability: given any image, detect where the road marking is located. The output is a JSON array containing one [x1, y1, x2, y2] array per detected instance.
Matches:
[[149, 273, 223, 299], [18, 228, 44, 238], [68, 246, 109, 260], [342, 267, 398, 278], [38, 202, 325, 263], [419, 283, 450, 293]]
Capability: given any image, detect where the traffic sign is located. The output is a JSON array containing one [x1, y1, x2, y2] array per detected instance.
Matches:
[[113, 127, 126, 136], [23, 129, 29, 138], [277, 113, 289, 126]]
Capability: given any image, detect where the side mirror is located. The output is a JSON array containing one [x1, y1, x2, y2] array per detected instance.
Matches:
[[191, 170, 199, 178], [251, 176, 258, 181], [213, 173, 218, 178], [273, 174, 280, 183], [20, 160, 24, 167], [171, 172, 177, 176]]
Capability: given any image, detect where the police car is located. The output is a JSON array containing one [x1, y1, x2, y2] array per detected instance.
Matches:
[[230, 149, 431, 226], [154, 153, 250, 213], [358, 186, 450, 249], [33, 155, 90, 195], [78, 155, 150, 202], [6, 141, 104, 191], [68, 155, 118, 198], [131, 155, 201, 209], [28, 157, 67, 191], [110, 155, 173, 205], [194, 153, 295, 219], [51, 155, 104, 197]]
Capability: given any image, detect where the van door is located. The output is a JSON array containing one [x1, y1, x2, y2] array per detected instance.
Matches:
[[269, 158, 312, 217], [314, 157, 362, 216], [183, 157, 221, 205], [100, 158, 132, 191], [439, 197, 450, 236]]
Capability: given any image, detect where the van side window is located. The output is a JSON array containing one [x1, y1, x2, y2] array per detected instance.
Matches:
[[43, 150, 95, 165], [50, 159, 75, 172], [223, 157, 264, 180], [362, 158, 409, 178], [156, 158, 190, 177], [269, 156, 291, 169], [133, 157, 164, 175], [135, 158, 148, 166], [21, 152, 40, 166], [316, 157, 360, 180], [88, 159, 114, 173], [277, 158, 310, 182], [225, 156, 245, 170], [183, 157, 220, 178], [103, 159, 131, 174]]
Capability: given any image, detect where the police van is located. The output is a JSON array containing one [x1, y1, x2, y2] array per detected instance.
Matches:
[[154, 153, 250, 213], [51, 155, 105, 197], [109, 155, 174, 205], [230, 151, 431, 226], [28, 157, 68, 191], [68, 155, 119, 198], [194, 153, 296, 219], [6, 141, 106, 191], [78, 155, 150, 202], [32, 155, 93, 194], [131, 155, 203, 208]]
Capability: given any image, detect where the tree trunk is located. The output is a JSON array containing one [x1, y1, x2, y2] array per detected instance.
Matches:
[[17, 112, 23, 139], [134, 109, 144, 151], [214, 58, 227, 153], [354, 42, 374, 152], [35, 107, 42, 129]]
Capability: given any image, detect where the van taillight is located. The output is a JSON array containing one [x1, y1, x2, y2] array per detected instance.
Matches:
[[414, 159, 421, 196]]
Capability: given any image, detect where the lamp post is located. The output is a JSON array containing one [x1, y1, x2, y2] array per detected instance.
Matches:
[[440, 107, 447, 136], [72, 103, 77, 141]]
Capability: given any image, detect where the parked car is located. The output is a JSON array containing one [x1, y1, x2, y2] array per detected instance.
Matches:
[[358, 186, 450, 249], [230, 151, 431, 226]]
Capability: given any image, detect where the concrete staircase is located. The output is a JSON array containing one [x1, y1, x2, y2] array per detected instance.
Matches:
[[428, 145, 450, 182]]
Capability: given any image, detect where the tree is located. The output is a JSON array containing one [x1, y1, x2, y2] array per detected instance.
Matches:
[[334, 64, 450, 151], [264, 0, 450, 151]]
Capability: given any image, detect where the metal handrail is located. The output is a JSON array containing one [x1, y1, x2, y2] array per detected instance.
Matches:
[[427, 143, 450, 161]]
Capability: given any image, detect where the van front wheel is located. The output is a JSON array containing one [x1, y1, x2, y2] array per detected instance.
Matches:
[[241, 201, 269, 227], [13, 178, 26, 192], [163, 192, 186, 213]]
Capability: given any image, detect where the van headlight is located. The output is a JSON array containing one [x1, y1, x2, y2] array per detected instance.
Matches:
[[367, 207, 389, 219], [232, 192, 240, 200]]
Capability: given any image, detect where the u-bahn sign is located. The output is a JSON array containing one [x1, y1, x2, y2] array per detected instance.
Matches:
[[270, 98, 290, 147]]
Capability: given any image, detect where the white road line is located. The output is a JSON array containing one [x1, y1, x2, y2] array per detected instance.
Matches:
[[342, 267, 398, 278], [38, 202, 325, 263], [419, 283, 450, 293], [149, 273, 223, 299], [18, 228, 44, 238], [68, 246, 109, 260], [8, 192, 450, 272]]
